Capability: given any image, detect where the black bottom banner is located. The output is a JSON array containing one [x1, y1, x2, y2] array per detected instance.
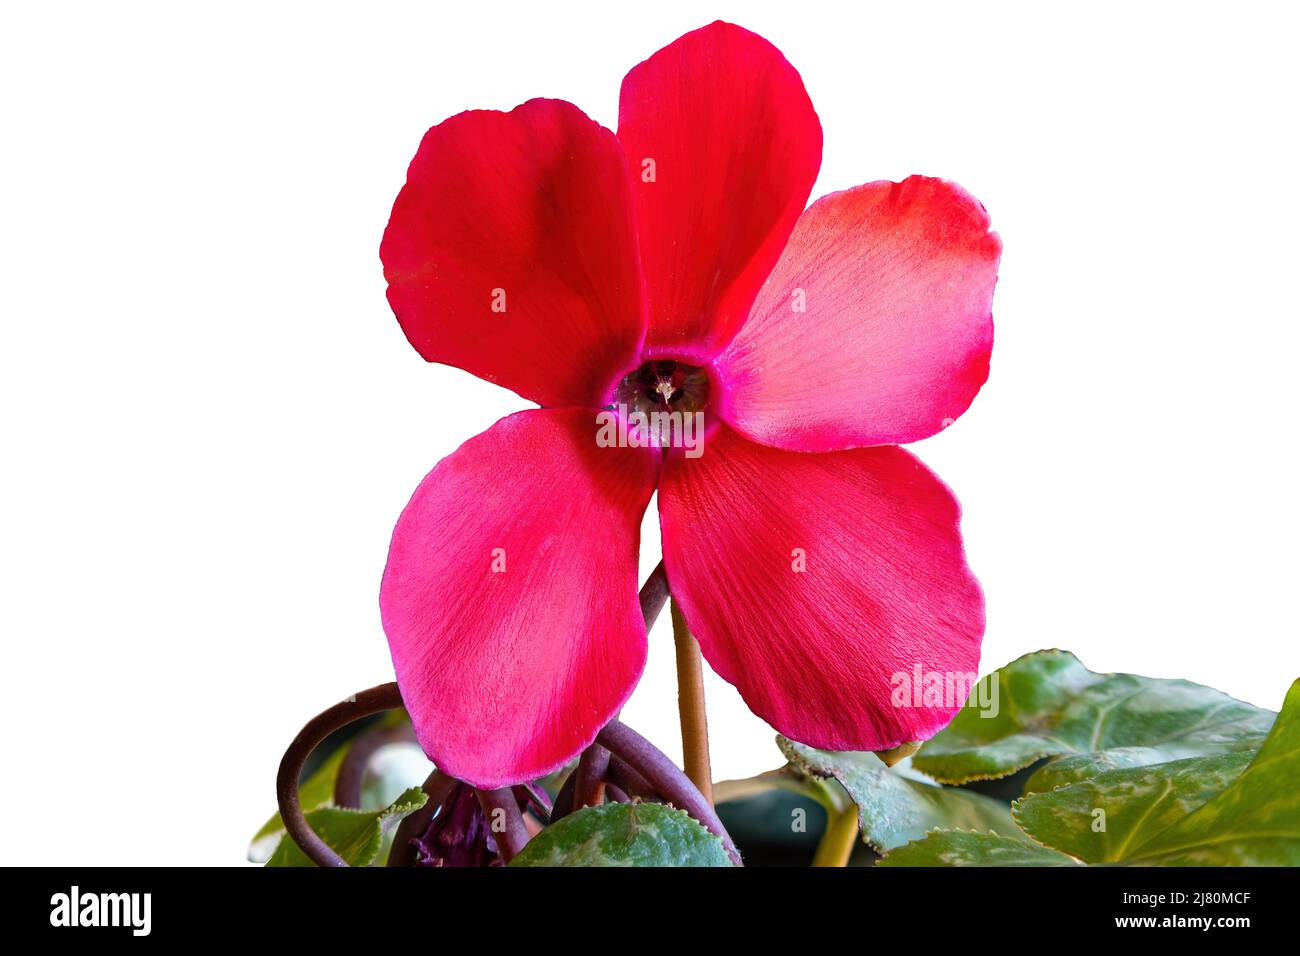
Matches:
[[8, 865, 1289, 941]]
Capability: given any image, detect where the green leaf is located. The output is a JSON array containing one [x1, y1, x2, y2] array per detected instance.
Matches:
[[508, 803, 733, 867], [879, 831, 1081, 867], [265, 786, 428, 867], [713, 768, 799, 806], [896, 678, 1300, 867], [913, 650, 1273, 788], [779, 737, 1015, 852], [1011, 752, 1253, 862], [715, 765, 853, 816], [1120, 678, 1300, 865]]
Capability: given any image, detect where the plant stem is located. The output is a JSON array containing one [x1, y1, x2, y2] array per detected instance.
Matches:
[[639, 560, 669, 628], [475, 787, 530, 862], [555, 562, 669, 822], [670, 598, 713, 805], [573, 744, 610, 809], [275, 682, 405, 867], [606, 755, 656, 800], [811, 806, 860, 867], [596, 719, 741, 865]]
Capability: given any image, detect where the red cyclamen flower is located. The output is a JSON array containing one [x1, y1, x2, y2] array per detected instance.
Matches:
[[379, 22, 1000, 789]]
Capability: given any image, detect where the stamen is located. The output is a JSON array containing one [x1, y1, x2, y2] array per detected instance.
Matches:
[[615, 359, 709, 417]]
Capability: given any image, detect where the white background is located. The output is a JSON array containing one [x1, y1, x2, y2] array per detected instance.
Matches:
[[3, 1, 1298, 865]]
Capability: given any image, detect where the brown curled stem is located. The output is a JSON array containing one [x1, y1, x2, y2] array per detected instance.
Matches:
[[639, 560, 669, 629], [596, 720, 741, 866], [275, 682, 405, 867], [550, 767, 579, 823], [475, 787, 530, 862], [573, 745, 610, 809], [604, 783, 630, 803], [606, 755, 658, 800], [561, 560, 671, 815]]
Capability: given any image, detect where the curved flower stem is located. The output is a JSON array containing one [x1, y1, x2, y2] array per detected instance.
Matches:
[[606, 755, 657, 800], [604, 783, 630, 803], [560, 560, 672, 816], [276, 682, 405, 867], [475, 787, 530, 862], [549, 765, 579, 822], [333, 721, 417, 809], [811, 805, 861, 868], [670, 598, 713, 804], [281, 561, 679, 866], [639, 560, 669, 628], [573, 744, 609, 809], [597, 719, 740, 866]]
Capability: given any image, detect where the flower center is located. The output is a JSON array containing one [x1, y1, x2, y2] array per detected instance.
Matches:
[[613, 360, 710, 417]]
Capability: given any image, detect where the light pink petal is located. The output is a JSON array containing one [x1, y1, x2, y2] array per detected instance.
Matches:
[[658, 425, 984, 750], [381, 98, 645, 408], [618, 21, 822, 359], [716, 176, 1001, 451], [381, 409, 658, 789]]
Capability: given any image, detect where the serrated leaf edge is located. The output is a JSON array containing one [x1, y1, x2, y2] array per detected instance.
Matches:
[[877, 826, 1086, 866], [913, 648, 1272, 786]]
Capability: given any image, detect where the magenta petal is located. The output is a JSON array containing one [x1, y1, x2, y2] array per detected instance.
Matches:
[[618, 21, 822, 358], [717, 177, 1001, 451], [658, 425, 985, 751], [381, 98, 646, 408], [380, 409, 659, 789]]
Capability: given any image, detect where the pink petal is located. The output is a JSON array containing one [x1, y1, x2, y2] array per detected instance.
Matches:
[[618, 22, 822, 359], [381, 409, 659, 789], [716, 177, 1001, 451], [658, 425, 984, 751], [381, 98, 646, 408]]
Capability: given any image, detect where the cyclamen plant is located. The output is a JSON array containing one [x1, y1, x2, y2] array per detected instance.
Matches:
[[256, 22, 1300, 869]]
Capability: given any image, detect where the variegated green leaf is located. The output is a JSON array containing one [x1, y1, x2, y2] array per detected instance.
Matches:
[[1121, 678, 1300, 865], [265, 786, 428, 867], [1012, 752, 1253, 862], [914, 650, 1272, 788], [509, 802, 733, 867], [896, 678, 1300, 867], [879, 831, 1080, 867], [780, 737, 1014, 852], [715, 764, 853, 816]]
